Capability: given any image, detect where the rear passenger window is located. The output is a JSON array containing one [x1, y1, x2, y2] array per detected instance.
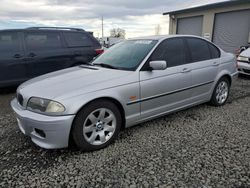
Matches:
[[187, 38, 211, 62], [208, 43, 220, 58], [25, 32, 62, 50], [0, 32, 20, 52], [64, 32, 92, 47], [150, 38, 187, 67]]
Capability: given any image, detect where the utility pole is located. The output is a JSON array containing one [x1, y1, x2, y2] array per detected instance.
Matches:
[[101, 16, 104, 38], [155, 24, 161, 35]]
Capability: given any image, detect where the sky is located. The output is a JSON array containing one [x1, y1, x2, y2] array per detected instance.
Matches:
[[0, 0, 228, 38]]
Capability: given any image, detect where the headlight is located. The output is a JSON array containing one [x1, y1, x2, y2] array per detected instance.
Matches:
[[27, 97, 65, 114], [237, 56, 249, 62]]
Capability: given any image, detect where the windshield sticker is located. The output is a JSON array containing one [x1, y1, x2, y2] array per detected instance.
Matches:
[[134, 40, 153, 44]]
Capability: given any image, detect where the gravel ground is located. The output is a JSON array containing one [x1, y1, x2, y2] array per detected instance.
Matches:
[[0, 76, 250, 188]]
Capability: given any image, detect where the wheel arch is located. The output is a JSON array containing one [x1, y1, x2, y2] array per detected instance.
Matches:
[[86, 97, 126, 129], [220, 74, 232, 86], [68, 97, 126, 147], [215, 70, 233, 87], [209, 73, 232, 106]]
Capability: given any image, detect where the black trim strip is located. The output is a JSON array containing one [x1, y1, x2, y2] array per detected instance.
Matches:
[[127, 80, 214, 105], [79, 65, 99, 70]]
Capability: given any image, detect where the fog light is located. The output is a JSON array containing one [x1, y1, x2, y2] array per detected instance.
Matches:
[[34, 128, 46, 138]]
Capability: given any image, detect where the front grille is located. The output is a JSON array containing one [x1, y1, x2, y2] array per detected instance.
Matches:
[[17, 93, 24, 106], [243, 69, 250, 74]]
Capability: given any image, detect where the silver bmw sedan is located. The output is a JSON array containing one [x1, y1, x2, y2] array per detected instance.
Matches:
[[11, 35, 238, 151]]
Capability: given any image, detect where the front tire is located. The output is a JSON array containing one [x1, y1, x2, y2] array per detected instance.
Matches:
[[210, 77, 230, 106], [72, 100, 122, 151]]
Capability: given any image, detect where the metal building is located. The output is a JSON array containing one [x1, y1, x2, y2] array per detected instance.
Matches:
[[163, 0, 250, 53]]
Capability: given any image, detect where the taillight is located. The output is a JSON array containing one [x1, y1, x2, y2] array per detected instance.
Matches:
[[95, 48, 104, 55]]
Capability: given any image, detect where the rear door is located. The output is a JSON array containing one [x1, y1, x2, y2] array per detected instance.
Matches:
[[185, 37, 220, 100], [63, 31, 100, 64], [0, 31, 26, 86], [139, 38, 192, 119], [24, 30, 72, 78]]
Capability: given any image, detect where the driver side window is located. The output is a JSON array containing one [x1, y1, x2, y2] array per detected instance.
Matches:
[[149, 38, 187, 68]]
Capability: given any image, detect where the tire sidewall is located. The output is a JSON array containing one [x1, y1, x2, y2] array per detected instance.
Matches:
[[72, 100, 122, 151]]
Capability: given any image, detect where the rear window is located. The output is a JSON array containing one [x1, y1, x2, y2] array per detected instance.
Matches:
[[187, 38, 211, 62], [64, 32, 93, 47], [25, 32, 62, 50], [208, 43, 220, 58], [0, 32, 20, 52]]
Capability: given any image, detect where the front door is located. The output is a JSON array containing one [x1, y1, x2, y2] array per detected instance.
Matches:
[[139, 38, 192, 120]]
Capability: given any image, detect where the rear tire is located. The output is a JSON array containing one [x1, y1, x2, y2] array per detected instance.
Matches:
[[72, 100, 122, 151], [210, 77, 230, 106]]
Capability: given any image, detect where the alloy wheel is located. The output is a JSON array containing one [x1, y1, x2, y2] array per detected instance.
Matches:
[[215, 81, 229, 104], [83, 108, 117, 145]]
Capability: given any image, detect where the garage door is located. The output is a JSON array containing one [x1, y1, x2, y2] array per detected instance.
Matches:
[[177, 16, 203, 36], [213, 10, 250, 53]]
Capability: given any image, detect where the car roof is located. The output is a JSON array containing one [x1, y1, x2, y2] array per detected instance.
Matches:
[[128, 34, 206, 41], [0, 29, 25, 32], [0, 27, 85, 32]]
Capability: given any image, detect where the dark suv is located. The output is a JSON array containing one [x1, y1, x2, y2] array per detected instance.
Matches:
[[0, 27, 103, 88]]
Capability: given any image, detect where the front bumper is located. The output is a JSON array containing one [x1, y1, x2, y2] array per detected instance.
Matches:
[[238, 61, 250, 75], [11, 98, 75, 149]]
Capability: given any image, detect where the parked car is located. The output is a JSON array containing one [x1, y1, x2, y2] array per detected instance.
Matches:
[[235, 45, 249, 57], [0, 27, 103, 88], [11, 35, 237, 151], [237, 47, 250, 75]]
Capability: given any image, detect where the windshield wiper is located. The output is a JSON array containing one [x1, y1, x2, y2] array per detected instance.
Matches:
[[93, 63, 118, 69]]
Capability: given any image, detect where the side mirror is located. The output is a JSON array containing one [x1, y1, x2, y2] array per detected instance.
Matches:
[[149, 61, 167, 70]]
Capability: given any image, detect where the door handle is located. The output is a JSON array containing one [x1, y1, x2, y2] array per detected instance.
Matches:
[[13, 54, 23, 59], [181, 68, 191, 73], [28, 53, 37, 58], [212, 62, 219, 66]]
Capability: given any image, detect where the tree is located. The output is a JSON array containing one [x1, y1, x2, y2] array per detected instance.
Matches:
[[110, 28, 126, 38]]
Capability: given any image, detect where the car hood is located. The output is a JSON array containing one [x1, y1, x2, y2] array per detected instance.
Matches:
[[18, 66, 135, 100], [240, 48, 250, 57]]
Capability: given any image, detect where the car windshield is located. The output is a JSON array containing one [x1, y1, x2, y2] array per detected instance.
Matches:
[[93, 39, 158, 71]]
